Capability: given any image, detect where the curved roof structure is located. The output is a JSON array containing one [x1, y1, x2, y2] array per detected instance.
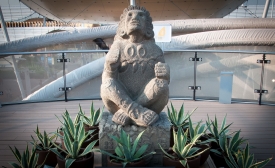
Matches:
[[20, 0, 246, 24]]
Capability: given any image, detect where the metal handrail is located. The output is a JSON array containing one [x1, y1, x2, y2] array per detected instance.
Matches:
[[0, 50, 109, 57], [1, 49, 275, 57]]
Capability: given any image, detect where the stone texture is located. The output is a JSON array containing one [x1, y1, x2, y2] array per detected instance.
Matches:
[[100, 5, 170, 127], [99, 111, 170, 166]]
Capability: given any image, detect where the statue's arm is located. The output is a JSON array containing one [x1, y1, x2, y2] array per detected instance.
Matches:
[[102, 47, 120, 80], [155, 55, 170, 83]]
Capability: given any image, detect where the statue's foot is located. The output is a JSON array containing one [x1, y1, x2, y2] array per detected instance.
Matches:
[[112, 109, 131, 126], [130, 107, 159, 127]]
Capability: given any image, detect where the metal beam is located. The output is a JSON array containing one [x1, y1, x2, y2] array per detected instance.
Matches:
[[0, 6, 26, 99], [262, 0, 271, 18]]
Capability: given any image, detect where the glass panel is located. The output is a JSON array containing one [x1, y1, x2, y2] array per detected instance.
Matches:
[[66, 51, 106, 100], [195, 51, 261, 102], [0, 54, 64, 104], [262, 54, 275, 104], [0, 56, 21, 103], [1, 49, 272, 104], [165, 51, 194, 99]]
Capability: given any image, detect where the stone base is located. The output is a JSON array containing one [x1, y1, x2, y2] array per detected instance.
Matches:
[[99, 111, 171, 166]]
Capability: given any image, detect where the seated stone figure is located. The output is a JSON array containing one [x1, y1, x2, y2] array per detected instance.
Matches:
[[101, 5, 170, 127]]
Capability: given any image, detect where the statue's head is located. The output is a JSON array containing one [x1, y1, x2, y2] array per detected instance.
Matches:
[[115, 5, 154, 41]]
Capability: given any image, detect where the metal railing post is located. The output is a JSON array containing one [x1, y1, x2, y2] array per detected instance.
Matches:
[[259, 54, 266, 105], [62, 53, 68, 102], [193, 52, 197, 100]]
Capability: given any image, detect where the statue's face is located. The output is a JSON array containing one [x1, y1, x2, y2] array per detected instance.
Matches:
[[125, 10, 146, 34]]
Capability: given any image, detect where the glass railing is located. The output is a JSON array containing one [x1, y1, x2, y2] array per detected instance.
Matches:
[[0, 49, 274, 106]]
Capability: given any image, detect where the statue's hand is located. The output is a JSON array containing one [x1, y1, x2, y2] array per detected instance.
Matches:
[[105, 49, 120, 71], [155, 62, 170, 82]]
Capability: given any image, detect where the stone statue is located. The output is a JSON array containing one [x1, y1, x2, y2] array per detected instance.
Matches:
[[100, 5, 170, 127]]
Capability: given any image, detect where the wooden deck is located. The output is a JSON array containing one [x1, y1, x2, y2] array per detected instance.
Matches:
[[0, 100, 274, 167]]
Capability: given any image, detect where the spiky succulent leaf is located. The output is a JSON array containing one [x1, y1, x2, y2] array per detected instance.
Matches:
[[100, 150, 126, 162], [131, 130, 145, 156], [177, 104, 184, 125], [49, 147, 65, 160], [180, 143, 193, 157], [224, 156, 236, 168], [9, 146, 21, 163], [9, 162, 21, 168], [159, 144, 176, 159], [72, 141, 79, 158], [79, 140, 98, 157], [115, 146, 124, 158], [185, 147, 209, 159], [219, 133, 227, 152], [133, 152, 157, 163], [187, 147, 200, 156], [251, 158, 272, 168], [133, 144, 148, 159], [109, 134, 123, 144], [179, 159, 188, 167], [65, 158, 76, 168], [188, 117, 195, 139]]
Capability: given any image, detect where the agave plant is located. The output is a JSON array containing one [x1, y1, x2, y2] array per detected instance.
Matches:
[[30, 125, 57, 151], [224, 143, 272, 168], [99, 129, 156, 168], [56, 110, 83, 140], [5, 145, 43, 168], [167, 102, 197, 129], [206, 114, 233, 146], [217, 130, 246, 157], [49, 121, 97, 168], [159, 127, 209, 167], [79, 102, 103, 126], [188, 117, 209, 145]]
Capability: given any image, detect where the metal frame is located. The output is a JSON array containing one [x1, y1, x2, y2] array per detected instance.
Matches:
[[255, 54, 271, 105], [188, 52, 202, 100]]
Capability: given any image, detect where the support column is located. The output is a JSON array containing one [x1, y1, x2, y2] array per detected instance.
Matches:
[[0, 6, 26, 100], [43, 16, 46, 27], [262, 0, 271, 18], [130, 0, 135, 6]]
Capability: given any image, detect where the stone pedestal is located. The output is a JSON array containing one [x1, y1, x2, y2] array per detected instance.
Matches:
[[99, 112, 171, 166]]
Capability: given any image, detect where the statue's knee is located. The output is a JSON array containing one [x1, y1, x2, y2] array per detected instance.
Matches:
[[102, 99, 119, 114]]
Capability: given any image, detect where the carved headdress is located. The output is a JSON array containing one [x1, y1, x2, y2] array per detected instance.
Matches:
[[115, 5, 154, 41]]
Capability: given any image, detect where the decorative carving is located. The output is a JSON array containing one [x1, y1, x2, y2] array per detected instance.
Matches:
[[100, 5, 170, 127]]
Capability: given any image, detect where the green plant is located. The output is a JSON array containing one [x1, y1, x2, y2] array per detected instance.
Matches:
[[99, 129, 156, 168], [56, 110, 82, 140], [188, 117, 210, 145], [217, 130, 246, 157], [225, 143, 272, 168], [206, 114, 233, 146], [159, 127, 209, 168], [4, 145, 43, 168], [30, 125, 57, 151], [167, 102, 197, 129], [79, 102, 103, 126], [49, 120, 97, 168]]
